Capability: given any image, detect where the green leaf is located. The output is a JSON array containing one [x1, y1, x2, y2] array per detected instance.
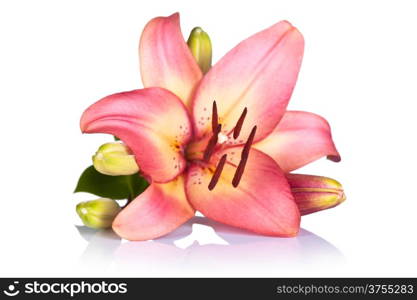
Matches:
[[74, 166, 149, 200]]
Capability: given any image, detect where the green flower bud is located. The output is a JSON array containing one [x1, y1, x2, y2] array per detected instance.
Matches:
[[92, 142, 139, 176], [187, 27, 212, 74], [76, 198, 121, 229]]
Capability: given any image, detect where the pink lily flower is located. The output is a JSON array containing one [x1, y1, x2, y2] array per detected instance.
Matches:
[[80, 13, 340, 241]]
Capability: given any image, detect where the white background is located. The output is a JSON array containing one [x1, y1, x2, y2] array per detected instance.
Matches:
[[0, 0, 416, 277]]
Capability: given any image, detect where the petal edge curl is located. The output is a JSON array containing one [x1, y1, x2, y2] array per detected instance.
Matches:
[[80, 88, 192, 183], [254, 111, 340, 172]]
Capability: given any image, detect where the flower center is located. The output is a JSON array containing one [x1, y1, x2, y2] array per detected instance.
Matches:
[[187, 101, 257, 191]]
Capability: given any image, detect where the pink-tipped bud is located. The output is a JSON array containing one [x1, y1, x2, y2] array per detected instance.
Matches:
[[286, 174, 346, 215]]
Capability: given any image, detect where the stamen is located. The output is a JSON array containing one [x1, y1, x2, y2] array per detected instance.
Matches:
[[232, 156, 248, 187], [212, 101, 218, 133], [241, 125, 257, 159], [233, 107, 247, 139], [232, 125, 257, 188], [203, 124, 221, 162], [208, 154, 228, 190]]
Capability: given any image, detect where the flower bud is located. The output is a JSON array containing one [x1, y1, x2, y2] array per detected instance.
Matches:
[[76, 198, 121, 229], [92, 142, 139, 176], [187, 27, 212, 74], [286, 174, 346, 215]]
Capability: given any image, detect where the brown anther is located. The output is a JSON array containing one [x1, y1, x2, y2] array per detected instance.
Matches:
[[212, 101, 218, 133], [203, 124, 222, 162], [232, 125, 257, 188], [241, 125, 257, 159], [233, 107, 247, 139], [208, 154, 228, 190], [232, 156, 248, 187]]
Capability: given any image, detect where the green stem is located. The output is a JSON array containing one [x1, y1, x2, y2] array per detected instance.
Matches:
[[125, 175, 135, 206]]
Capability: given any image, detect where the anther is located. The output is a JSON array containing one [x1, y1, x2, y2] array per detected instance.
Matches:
[[232, 125, 257, 188], [203, 124, 221, 162], [241, 125, 257, 159], [212, 101, 218, 133], [208, 154, 227, 190], [232, 156, 248, 187], [233, 107, 247, 139]]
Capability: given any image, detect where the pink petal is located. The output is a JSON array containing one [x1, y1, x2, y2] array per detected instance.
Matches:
[[80, 88, 192, 183], [254, 111, 340, 172], [192, 20, 304, 143], [185, 148, 300, 237], [140, 13, 203, 107], [112, 176, 195, 241]]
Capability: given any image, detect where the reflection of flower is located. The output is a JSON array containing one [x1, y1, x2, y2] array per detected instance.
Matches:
[[77, 218, 343, 276], [80, 13, 340, 241]]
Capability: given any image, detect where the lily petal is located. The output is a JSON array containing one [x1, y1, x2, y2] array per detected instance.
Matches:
[[140, 13, 203, 107], [80, 88, 192, 183], [112, 176, 195, 241], [254, 111, 341, 173], [185, 148, 300, 237], [192, 20, 304, 143]]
